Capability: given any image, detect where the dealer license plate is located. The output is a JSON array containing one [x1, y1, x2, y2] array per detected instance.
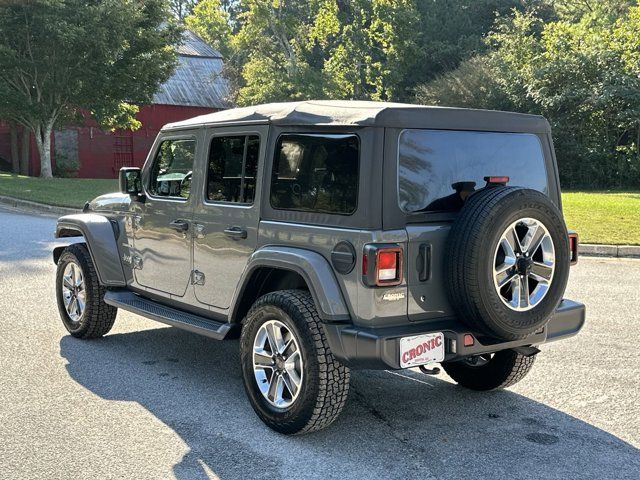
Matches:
[[399, 332, 445, 368]]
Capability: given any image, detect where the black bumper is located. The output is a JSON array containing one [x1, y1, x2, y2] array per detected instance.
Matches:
[[323, 299, 586, 370]]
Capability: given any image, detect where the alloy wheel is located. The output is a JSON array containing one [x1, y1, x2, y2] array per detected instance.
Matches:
[[493, 218, 556, 311], [252, 320, 304, 408]]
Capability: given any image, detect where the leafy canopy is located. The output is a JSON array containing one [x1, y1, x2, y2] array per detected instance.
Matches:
[[0, 0, 181, 132]]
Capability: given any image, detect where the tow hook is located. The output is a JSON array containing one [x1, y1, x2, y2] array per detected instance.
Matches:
[[512, 346, 541, 357], [418, 365, 441, 375]]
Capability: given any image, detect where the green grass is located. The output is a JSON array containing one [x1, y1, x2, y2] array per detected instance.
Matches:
[[1, 172, 638, 245], [562, 191, 640, 245], [0, 173, 118, 209]]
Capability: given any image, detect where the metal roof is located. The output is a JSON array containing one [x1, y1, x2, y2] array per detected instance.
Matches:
[[152, 31, 230, 109], [176, 30, 222, 58], [164, 100, 550, 133]]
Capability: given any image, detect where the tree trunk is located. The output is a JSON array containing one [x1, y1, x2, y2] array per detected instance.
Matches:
[[20, 127, 30, 176], [34, 122, 53, 178], [9, 124, 19, 173]]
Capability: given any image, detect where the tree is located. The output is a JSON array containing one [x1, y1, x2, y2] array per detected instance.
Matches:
[[416, 2, 640, 188], [315, 0, 420, 101], [0, 0, 181, 177], [185, 0, 232, 56], [170, 0, 200, 20]]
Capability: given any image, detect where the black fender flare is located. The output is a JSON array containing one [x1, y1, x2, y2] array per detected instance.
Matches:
[[230, 246, 351, 323], [54, 214, 126, 287]]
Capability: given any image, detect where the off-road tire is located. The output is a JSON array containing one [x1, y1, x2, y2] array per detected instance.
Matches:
[[445, 186, 570, 340], [55, 244, 117, 338], [240, 290, 350, 435], [442, 349, 536, 391]]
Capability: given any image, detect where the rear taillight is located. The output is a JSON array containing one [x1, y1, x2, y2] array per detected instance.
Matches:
[[362, 244, 403, 287], [568, 232, 579, 265]]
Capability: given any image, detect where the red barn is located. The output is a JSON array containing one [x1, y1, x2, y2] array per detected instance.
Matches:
[[0, 31, 230, 178]]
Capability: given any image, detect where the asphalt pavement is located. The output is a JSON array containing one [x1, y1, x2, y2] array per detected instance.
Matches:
[[0, 206, 638, 480]]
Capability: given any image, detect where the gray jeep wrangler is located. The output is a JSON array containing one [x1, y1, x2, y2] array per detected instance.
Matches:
[[53, 101, 585, 434]]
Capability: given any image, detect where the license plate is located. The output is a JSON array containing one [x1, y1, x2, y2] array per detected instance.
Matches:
[[399, 332, 445, 368]]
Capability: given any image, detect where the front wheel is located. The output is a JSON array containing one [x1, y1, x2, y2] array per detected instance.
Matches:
[[240, 290, 350, 434], [442, 349, 536, 391], [55, 244, 117, 339]]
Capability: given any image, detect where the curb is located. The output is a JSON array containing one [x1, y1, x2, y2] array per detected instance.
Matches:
[[1, 195, 639, 258], [0, 195, 79, 217], [579, 244, 640, 259]]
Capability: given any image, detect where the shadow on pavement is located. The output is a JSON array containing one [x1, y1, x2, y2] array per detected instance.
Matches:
[[60, 327, 639, 480]]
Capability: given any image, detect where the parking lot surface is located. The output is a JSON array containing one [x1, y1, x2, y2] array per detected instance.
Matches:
[[0, 206, 638, 479]]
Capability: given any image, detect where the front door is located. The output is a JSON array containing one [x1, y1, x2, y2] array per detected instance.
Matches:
[[192, 126, 267, 309], [134, 134, 198, 297]]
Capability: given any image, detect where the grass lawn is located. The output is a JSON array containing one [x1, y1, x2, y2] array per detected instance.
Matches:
[[0, 173, 117, 209], [562, 191, 640, 245]]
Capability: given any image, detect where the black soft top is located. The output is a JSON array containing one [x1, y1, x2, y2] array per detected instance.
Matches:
[[164, 100, 550, 134]]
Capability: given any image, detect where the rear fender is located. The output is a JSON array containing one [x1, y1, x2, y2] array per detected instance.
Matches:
[[54, 214, 126, 287], [230, 246, 350, 323]]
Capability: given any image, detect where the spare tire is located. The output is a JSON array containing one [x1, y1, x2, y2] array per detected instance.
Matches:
[[445, 186, 570, 340]]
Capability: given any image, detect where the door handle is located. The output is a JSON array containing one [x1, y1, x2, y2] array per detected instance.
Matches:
[[169, 219, 189, 232], [418, 243, 431, 282], [224, 226, 248, 239]]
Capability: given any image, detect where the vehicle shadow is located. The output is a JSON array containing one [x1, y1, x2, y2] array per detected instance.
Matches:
[[60, 327, 639, 480]]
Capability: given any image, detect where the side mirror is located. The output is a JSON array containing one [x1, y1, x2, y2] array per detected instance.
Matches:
[[119, 167, 143, 196]]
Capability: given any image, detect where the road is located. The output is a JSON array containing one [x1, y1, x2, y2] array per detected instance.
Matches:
[[0, 206, 638, 480]]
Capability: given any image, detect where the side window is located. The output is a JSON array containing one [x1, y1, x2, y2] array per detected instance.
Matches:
[[207, 135, 260, 204], [149, 139, 196, 199], [270, 134, 359, 215]]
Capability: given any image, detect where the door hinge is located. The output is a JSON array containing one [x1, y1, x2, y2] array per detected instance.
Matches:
[[191, 270, 205, 286]]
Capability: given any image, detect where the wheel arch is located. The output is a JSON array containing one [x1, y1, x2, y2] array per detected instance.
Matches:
[[230, 246, 351, 324], [54, 214, 126, 287]]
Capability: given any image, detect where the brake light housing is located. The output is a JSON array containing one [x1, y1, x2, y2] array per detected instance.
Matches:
[[568, 231, 579, 265], [362, 244, 403, 287]]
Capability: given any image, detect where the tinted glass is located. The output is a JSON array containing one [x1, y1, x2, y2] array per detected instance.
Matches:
[[270, 134, 359, 215], [398, 130, 548, 213], [149, 139, 195, 198], [207, 135, 260, 204]]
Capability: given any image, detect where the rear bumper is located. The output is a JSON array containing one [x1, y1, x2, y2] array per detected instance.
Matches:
[[323, 299, 586, 370]]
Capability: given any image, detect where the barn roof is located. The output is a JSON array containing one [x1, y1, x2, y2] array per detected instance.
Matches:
[[164, 100, 550, 133], [153, 30, 230, 109]]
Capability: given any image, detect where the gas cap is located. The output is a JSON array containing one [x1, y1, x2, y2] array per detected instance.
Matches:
[[331, 241, 356, 275]]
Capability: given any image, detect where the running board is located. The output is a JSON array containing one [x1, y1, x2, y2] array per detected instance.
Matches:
[[104, 290, 234, 340]]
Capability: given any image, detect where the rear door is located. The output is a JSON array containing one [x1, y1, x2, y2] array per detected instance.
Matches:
[[192, 125, 268, 309], [133, 133, 198, 297], [394, 129, 551, 322]]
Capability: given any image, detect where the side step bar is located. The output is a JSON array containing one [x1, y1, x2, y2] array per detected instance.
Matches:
[[104, 289, 235, 340]]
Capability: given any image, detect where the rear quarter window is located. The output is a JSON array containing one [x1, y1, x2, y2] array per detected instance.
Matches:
[[398, 130, 548, 213], [270, 134, 359, 215]]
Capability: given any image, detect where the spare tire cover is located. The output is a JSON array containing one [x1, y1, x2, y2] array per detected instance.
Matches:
[[445, 186, 570, 340]]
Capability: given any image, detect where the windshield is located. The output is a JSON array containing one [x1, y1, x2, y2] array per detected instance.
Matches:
[[398, 129, 548, 213]]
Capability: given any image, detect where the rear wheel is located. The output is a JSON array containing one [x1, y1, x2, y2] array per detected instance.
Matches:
[[442, 349, 535, 391], [55, 244, 117, 339], [240, 290, 350, 434]]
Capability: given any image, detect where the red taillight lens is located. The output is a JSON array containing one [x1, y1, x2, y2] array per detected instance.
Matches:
[[362, 245, 403, 287], [377, 251, 398, 280], [375, 247, 402, 286], [568, 232, 579, 265]]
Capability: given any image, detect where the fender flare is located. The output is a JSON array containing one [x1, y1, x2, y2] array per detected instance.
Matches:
[[230, 246, 351, 323], [55, 214, 126, 287]]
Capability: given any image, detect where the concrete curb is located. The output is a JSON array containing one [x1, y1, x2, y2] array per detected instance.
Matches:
[[1, 195, 639, 258], [579, 244, 640, 258], [0, 195, 79, 217]]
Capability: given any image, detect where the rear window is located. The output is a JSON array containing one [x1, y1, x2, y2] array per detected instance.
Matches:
[[398, 130, 548, 213], [270, 134, 359, 215]]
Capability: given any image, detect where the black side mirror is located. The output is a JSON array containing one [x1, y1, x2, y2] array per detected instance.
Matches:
[[119, 167, 143, 196]]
